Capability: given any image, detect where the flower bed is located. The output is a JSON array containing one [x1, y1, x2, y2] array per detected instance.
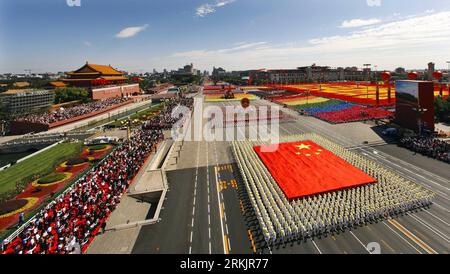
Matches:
[[315, 106, 393, 123], [297, 99, 343, 110], [33, 173, 72, 187], [305, 102, 355, 115], [0, 200, 28, 216], [37, 173, 68, 185], [65, 157, 90, 166], [87, 144, 108, 151], [0, 198, 38, 219]]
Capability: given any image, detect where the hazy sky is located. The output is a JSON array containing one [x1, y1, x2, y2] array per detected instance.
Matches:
[[1, 0, 450, 73]]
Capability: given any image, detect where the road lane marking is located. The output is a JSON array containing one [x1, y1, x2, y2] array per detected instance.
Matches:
[[408, 214, 450, 244], [423, 210, 450, 226], [224, 234, 230, 254], [221, 202, 225, 219], [311, 240, 322, 254], [248, 230, 257, 254], [388, 219, 437, 254], [274, 101, 448, 254], [380, 239, 395, 254], [382, 221, 422, 254], [215, 165, 227, 254], [284, 111, 450, 192], [349, 231, 370, 254], [189, 141, 201, 254], [206, 141, 211, 254], [433, 202, 449, 213]]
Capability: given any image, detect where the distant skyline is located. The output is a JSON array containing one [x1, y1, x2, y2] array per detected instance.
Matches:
[[1, 0, 450, 74]]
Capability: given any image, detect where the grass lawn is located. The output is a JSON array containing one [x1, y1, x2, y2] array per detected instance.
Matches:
[[109, 103, 163, 127], [0, 142, 82, 197], [66, 157, 89, 166]]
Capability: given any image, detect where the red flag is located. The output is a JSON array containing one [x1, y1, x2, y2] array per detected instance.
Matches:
[[253, 141, 376, 199]]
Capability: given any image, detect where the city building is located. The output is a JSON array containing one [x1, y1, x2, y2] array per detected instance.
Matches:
[[0, 89, 54, 113], [170, 63, 198, 76], [247, 65, 373, 85], [212, 67, 227, 79]]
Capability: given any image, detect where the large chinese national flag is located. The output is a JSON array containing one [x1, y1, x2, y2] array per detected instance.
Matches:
[[253, 141, 376, 200]]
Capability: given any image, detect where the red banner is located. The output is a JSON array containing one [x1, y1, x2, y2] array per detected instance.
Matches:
[[253, 141, 376, 199]]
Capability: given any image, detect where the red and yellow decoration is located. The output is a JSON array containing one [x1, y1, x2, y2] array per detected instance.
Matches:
[[86, 144, 113, 153], [0, 198, 39, 219], [31, 172, 72, 187]]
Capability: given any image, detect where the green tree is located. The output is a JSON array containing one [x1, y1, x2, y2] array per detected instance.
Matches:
[[434, 96, 450, 122], [54, 87, 90, 104]]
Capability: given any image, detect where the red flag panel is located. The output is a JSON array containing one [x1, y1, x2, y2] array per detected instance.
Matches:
[[253, 141, 376, 200]]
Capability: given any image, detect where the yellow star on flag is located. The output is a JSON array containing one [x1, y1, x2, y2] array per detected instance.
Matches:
[[295, 144, 311, 150]]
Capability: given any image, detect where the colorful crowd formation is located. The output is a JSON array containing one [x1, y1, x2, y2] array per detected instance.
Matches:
[[1, 97, 194, 254], [272, 94, 393, 123], [232, 134, 433, 249], [270, 82, 450, 106]]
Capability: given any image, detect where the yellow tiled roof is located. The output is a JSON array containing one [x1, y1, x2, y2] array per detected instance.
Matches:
[[85, 63, 123, 75], [48, 81, 67, 87]]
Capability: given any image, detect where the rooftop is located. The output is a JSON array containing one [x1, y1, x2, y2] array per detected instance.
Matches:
[[66, 62, 123, 76], [1, 89, 50, 96]]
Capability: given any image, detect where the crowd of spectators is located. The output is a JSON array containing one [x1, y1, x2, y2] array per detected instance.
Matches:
[[142, 97, 194, 130], [399, 136, 450, 163], [1, 97, 194, 254], [16, 98, 129, 125]]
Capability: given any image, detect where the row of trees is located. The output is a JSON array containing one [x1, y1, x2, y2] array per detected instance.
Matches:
[[54, 87, 91, 104], [0, 78, 50, 93], [168, 74, 202, 86], [138, 79, 157, 91]]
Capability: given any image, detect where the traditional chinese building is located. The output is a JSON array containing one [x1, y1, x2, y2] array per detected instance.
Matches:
[[62, 62, 128, 88], [60, 62, 140, 100]]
